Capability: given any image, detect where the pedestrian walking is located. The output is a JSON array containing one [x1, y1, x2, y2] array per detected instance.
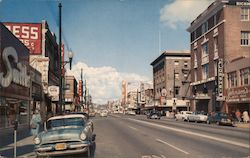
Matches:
[[235, 110, 241, 122], [30, 109, 41, 136], [242, 111, 249, 123]]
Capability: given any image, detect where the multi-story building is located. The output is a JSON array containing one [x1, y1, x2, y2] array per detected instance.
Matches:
[[64, 76, 78, 112], [151, 50, 191, 112], [4, 20, 61, 116], [126, 91, 138, 109], [187, 0, 250, 113]]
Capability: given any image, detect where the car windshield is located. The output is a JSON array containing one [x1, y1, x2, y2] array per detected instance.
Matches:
[[47, 117, 85, 129]]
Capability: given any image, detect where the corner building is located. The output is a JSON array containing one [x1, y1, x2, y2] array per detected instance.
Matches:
[[187, 0, 250, 113], [151, 51, 191, 112]]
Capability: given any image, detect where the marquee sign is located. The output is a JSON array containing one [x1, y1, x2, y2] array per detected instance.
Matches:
[[217, 58, 224, 101]]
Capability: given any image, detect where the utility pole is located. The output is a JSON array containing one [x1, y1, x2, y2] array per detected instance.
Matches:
[[58, 2, 63, 114], [84, 78, 87, 113], [81, 69, 83, 109], [87, 89, 90, 115], [173, 69, 176, 112]]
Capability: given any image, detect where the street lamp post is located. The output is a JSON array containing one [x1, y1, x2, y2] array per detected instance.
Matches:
[[58, 2, 63, 114], [58, 2, 73, 113]]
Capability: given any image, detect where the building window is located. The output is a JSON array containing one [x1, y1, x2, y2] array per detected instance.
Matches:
[[184, 73, 188, 78], [175, 73, 179, 79], [214, 36, 218, 52], [202, 21, 208, 34], [240, 67, 250, 86], [228, 71, 237, 88], [174, 61, 179, 66], [241, 7, 249, 21], [241, 31, 249, 46], [202, 64, 209, 80], [184, 61, 188, 68], [175, 86, 180, 96], [202, 42, 209, 56]]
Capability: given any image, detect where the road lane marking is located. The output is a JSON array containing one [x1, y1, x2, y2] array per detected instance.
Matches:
[[128, 126, 138, 131], [156, 139, 190, 155], [128, 118, 250, 149]]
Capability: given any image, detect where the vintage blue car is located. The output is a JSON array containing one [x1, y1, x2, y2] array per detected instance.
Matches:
[[34, 114, 96, 158]]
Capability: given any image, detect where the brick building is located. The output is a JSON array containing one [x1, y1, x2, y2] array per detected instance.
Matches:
[[187, 0, 250, 113], [4, 20, 61, 116], [151, 50, 191, 112], [64, 76, 78, 112]]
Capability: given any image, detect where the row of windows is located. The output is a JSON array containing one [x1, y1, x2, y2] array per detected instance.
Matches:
[[191, 7, 249, 42], [155, 86, 180, 96], [228, 67, 250, 88], [194, 31, 249, 69]]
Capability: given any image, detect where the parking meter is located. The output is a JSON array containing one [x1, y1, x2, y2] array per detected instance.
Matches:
[[13, 119, 18, 158], [14, 120, 18, 130]]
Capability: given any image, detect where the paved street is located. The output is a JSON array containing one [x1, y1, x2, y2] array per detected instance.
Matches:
[[94, 114, 250, 158], [0, 114, 249, 158]]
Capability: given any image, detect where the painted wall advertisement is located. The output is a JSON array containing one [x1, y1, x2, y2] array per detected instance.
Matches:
[[226, 85, 250, 103], [4, 23, 42, 55]]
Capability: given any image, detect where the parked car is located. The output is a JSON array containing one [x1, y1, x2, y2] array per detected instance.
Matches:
[[126, 110, 136, 115], [175, 111, 192, 121], [34, 114, 96, 158], [100, 110, 108, 117], [147, 111, 161, 119], [207, 112, 234, 126], [187, 111, 208, 123]]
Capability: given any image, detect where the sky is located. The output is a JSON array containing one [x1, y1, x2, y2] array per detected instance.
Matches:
[[0, 0, 214, 104]]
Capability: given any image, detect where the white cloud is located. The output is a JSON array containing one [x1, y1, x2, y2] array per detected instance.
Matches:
[[66, 62, 151, 104], [160, 0, 214, 29]]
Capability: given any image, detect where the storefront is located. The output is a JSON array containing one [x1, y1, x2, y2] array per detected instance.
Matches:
[[0, 23, 31, 129], [225, 85, 250, 115]]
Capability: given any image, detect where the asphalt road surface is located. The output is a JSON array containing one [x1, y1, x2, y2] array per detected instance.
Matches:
[[93, 114, 250, 158]]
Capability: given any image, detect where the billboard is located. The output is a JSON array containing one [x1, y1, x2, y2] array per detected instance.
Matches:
[[4, 23, 42, 55]]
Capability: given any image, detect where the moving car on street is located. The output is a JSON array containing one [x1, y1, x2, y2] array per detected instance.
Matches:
[[187, 111, 208, 123], [207, 112, 234, 126], [175, 111, 192, 121], [100, 110, 108, 117], [34, 114, 96, 158], [147, 111, 161, 119]]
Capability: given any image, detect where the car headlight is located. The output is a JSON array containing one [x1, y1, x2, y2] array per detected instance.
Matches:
[[80, 133, 87, 140], [34, 137, 41, 145]]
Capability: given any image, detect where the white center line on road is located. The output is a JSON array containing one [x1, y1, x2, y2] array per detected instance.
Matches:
[[156, 139, 190, 155], [128, 118, 250, 149], [128, 126, 138, 131]]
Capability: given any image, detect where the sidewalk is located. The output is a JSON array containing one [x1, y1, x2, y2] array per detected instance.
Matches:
[[234, 122, 250, 129], [0, 126, 36, 158]]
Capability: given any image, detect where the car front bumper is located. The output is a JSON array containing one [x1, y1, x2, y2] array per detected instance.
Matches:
[[35, 142, 90, 156]]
